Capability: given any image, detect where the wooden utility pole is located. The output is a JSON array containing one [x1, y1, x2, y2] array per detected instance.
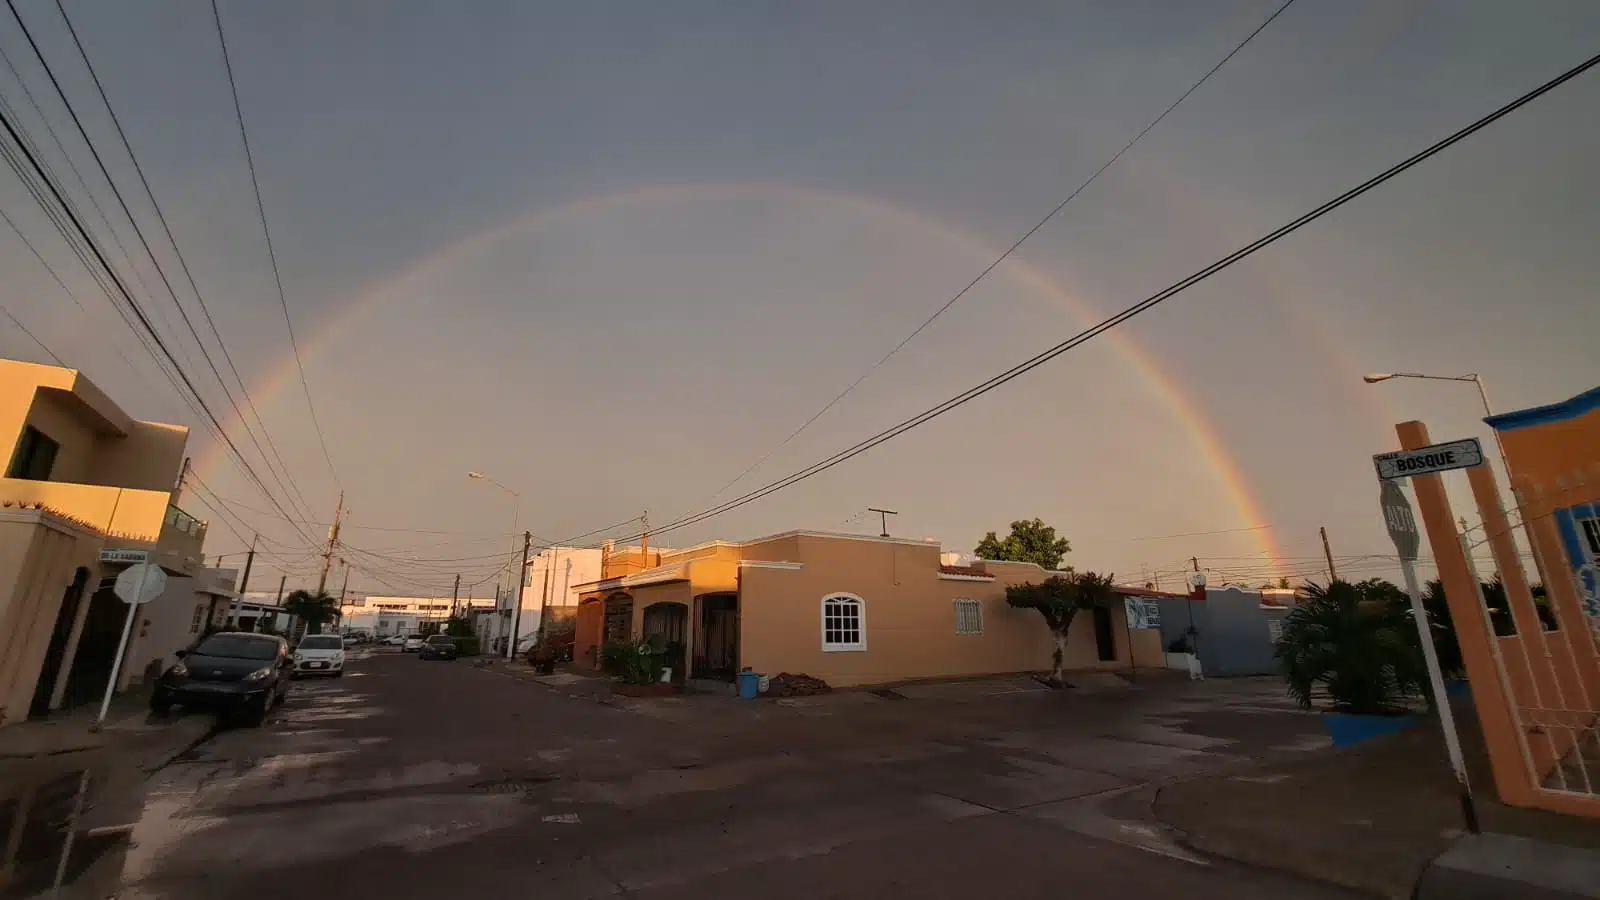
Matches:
[[452, 573, 461, 616], [506, 531, 531, 659], [1320, 526, 1338, 582], [316, 491, 345, 595], [237, 534, 258, 596], [274, 574, 286, 604], [639, 510, 649, 566]]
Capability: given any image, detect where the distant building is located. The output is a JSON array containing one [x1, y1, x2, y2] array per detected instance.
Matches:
[[339, 594, 476, 637]]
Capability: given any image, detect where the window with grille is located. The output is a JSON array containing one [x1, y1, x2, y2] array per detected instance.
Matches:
[[190, 603, 205, 634], [821, 594, 865, 651], [954, 599, 982, 635]]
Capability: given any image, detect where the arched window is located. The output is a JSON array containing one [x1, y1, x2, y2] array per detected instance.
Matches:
[[821, 593, 865, 652]]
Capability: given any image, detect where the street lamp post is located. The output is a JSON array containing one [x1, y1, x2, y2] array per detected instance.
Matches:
[[468, 471, 524, 658], [1363, 371, 1546, 585], [1362, 372, 1507, 476]]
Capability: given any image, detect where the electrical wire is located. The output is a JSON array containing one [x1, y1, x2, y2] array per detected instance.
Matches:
[[0, 103, 314, 542], [209, 0, 342, 487], [43, 0, 319, 522], [4, 1, 318, 532], [682, 0, 1300, 512], [568, 49, 1600, 552], [0, 300, 63, 364]]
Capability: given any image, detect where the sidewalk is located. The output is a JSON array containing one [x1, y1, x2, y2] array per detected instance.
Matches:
[[1153, 699, 1600, 898]]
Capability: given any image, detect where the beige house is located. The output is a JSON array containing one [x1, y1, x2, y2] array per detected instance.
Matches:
[[572, 530, 1164, 689], [0, 360, 206, 726]]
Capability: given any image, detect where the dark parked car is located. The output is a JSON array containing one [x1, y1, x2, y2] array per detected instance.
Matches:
[[151, 632, 292, 725], [419, 635, 458, 661]]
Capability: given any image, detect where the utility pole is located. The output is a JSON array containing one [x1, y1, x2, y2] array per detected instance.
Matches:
[[274, 574, 286, 604], [639, 510, 649, 565], [868, 507, 898, 537], [452, 573, 460, 617], [339, 564, 350, 604], [237, 533, 258, 596], [317, 491, 345, 595], [173, 455, 190, 500], [506, 531, 531, 659], [1320, 526, 1338, 582], [533, 551, 553, 646]]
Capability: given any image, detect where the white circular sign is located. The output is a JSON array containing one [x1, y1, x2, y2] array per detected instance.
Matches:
[[114, 562, 167, 605]]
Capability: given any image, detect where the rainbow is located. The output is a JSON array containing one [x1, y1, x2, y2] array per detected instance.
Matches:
[[198, 183, 1295, 561]]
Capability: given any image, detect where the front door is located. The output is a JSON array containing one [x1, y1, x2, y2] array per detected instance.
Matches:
[[1092, 606, 1116, 662]]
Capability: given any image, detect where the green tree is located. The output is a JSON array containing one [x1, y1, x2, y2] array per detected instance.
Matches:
[[975, 518, 1072, 571], [1004, 571, 1115, 688], [1274, 579, 1425, 715], [1277, 577, 1291, 590], [282, 590, 340, 632]]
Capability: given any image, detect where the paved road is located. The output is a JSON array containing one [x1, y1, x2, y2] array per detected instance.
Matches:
[[113, 651, 1360, 899]]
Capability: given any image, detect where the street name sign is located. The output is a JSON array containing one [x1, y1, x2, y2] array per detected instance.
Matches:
[[1374, 437, 1484, 481], [99, 548, 149, 565]]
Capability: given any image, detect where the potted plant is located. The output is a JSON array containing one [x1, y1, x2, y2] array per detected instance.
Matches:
[[1275, 579, 1427, 746]]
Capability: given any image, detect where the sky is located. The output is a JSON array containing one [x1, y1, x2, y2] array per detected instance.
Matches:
[[1, 0, 1597, 599]]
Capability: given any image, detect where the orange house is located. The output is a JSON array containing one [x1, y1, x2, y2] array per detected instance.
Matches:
[[1486, 385, 1600, 609], [570, 530, 1166, 688]]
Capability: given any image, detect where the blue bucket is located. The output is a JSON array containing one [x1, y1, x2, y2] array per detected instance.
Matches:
[[738, 670, 761, 700]]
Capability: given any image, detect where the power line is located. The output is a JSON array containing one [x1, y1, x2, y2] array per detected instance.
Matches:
[[0, 300, 63, 364], [5, 0, 317, 529], [209, 0, 342, 487], [0, 102, 314, 544], [574, 49, 1600, 552], [44, 0, 319, 522], [684, 0, 1299, 511]]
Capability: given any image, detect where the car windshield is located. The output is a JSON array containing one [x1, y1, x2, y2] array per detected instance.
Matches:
[[299, 636, 342, 650], [426, 636, 453, 644], [406, 635, 423, 640], [192, 634, 279, 660]]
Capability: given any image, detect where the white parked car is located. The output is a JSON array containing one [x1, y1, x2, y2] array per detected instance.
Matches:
[[401, 635, 425, 653], [293, 634, 346, 677], [383, 635, 407, 646], [341, 635, 358, 649]]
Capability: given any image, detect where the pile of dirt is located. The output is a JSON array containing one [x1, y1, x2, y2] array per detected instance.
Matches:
[[766, 672, 832, 697]]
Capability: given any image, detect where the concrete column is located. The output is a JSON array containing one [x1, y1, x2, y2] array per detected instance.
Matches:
[[49, 571, 98, 710], [683, 594, 697, 681], [1400, 420, 1537, 807]]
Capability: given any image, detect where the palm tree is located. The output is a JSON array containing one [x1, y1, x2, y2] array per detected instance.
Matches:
[[282, 589, 340, 634], [1005, 571, 1116, 688], [1274, 579, 1425, 715]]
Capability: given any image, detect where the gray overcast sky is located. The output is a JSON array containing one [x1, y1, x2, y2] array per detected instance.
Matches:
[[2, 0, 1597, 596]]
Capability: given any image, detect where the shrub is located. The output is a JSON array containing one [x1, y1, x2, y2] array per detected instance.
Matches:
[[450, 635, 481, 657], [600, 639, 663, 685], [1275, 579, 1425, 715]]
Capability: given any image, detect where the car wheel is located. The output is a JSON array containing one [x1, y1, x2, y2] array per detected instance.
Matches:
[[334, 670, 345, 678], [234, 695, 269, 727]]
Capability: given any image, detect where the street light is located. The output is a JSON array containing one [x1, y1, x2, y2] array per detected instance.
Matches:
[[1363, 370, 1547, 582], [467, 471, 523, 658]]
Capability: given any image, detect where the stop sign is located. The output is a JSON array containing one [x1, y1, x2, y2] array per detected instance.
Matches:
[[1380, 480, 1421, 562]]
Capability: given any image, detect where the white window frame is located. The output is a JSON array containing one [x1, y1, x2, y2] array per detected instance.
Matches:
[[953, 598, 983, 635], [821, 593, 866, 652], [1578, 515, 1600, 560]]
